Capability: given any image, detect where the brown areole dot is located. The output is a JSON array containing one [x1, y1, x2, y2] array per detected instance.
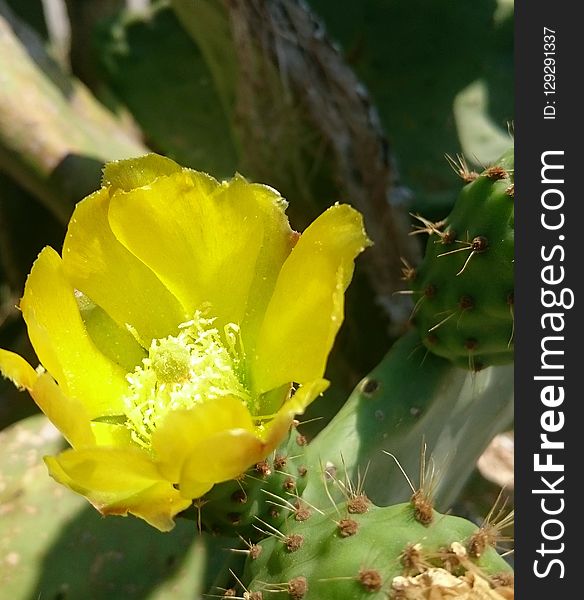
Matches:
[[400, 260, 417, 281], [425, 333, 438, 346], [411, 490, 434, 525], [273, 454, 288, 470], [424, 284, 437, 299], [464, 338, 478, 351], [401, 543, 426, 575], [231, 489, 247, 504], [485, 165, 508, 180], [288, 576, 308, 600], [338, 518, 359, 537], [283, 477, 296, 492], [362, 378, 380, 395], [294, 500, 311, 521], [442, 229, 457, 245], [458, 295, 474, 310], [285, 533, 304, 552], [471, 236, 488, 252], [359, 569, 383, 592], [255, 460, 271, 477], [467, 529, 490, 558], [296, 434, 308, 447], [295, 507, 311, 522], [347, 493, 370, 514], [446, 154, 478, 183], [438, 545, 460, 573]]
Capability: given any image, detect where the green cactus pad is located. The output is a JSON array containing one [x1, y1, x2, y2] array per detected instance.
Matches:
[[242, 500, 512, 599], [185, 426, 309, 540], [412, 148, 514, 370]]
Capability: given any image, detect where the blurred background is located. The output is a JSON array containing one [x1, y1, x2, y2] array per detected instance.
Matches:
[[0, 0, 513, 597]]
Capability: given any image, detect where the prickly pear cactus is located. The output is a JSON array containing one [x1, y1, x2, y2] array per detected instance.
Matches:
[[0, 4, 515, 598], [411, 148, 514, 370], [193, 426, 309, 539], [241, 497, 513, 599]]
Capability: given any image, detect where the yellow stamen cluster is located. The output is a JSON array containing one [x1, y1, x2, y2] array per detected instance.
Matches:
[[124, 311, 249, 447]]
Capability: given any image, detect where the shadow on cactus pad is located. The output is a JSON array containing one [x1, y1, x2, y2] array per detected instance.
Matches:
[[0, 414, 234, 600]]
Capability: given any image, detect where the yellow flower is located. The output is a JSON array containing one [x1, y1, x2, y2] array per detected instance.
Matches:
[[0, 154, 370, 531]]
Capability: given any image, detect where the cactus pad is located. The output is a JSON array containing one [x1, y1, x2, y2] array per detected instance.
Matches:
[[411, 148, 514, 370], [241, 500, 512, 599]]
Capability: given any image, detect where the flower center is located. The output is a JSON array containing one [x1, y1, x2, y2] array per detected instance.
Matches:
[[123, 310, 249, 448]]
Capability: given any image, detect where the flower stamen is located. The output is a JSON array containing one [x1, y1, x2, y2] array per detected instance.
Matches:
[[123, 310, 249, 447]]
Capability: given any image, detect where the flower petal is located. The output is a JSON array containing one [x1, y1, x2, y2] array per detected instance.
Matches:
[[179, 429, 265, 499], [152, 383, 327, 500], [102, 153, 183, 192], [44, 446, 191, 531], [90, 422, 134, 448], [251, 204, 371, 392], [108, 171, 295, 338], [31, 373, 95, 448], [256, 377, 330, 417], [180, 429, 270, 498], [151, 395, 257, 484], [288, 378, 330, 416], [103, 481, 195, 531], [179, 381, 329, 496], [20, 247, 128, 417], [77, 294, 146, 373], [261, 378, 329, 448], [0, 348, 38, 390], [62, 188, 187, 346]]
